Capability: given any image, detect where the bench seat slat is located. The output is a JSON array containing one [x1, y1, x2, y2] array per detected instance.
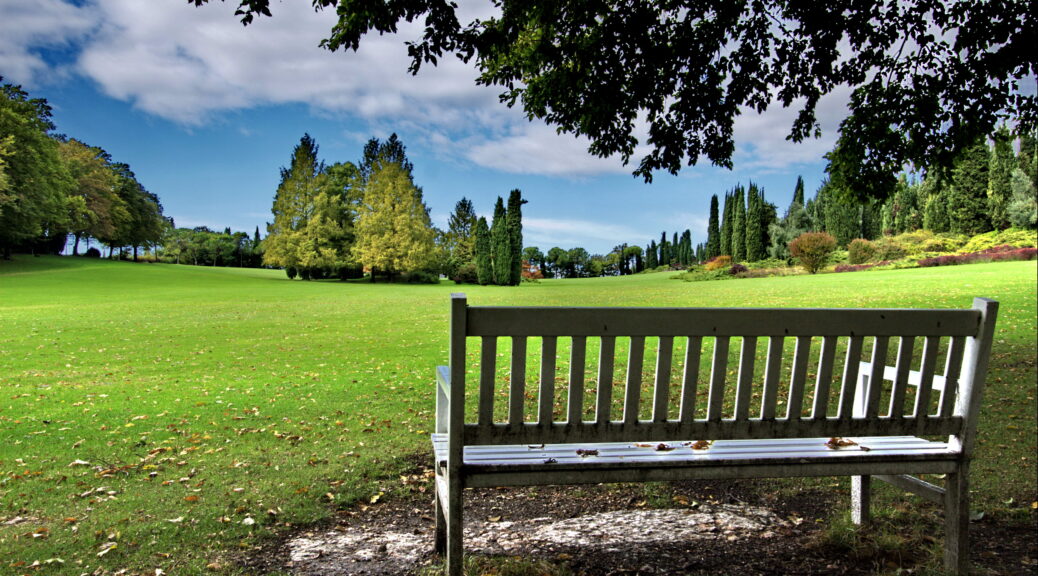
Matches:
[[466, 307, 980, 337]]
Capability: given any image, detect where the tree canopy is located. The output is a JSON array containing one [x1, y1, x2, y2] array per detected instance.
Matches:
[[194, 0, 1035, 201]]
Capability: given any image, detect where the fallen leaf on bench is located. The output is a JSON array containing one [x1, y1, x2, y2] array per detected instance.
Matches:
[[576, 449, 599, 457], [825, 437, 858, 449], [543, 458, 557, 464], [527, 444, 544, 450], [633, 443, 654, 448], [655, 443, 675, 452], [689, 440, 713, 450]]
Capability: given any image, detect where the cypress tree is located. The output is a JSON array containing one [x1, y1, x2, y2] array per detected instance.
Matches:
[[948, 139, 993, 235], [659, 231, 670, 266], [731, 186, 746, 262], [988, 127, 1014, 230], [720, 192, 732, 256], [671, 232, 679, 264], [474, 216, 492, 285], [745, 183, 765, 262], [706, 194, 720, 258], [506, 189, 525, 285], [792, 175, 805, 207], [646, 241, 658, 268], [490, 197, 510, 285]]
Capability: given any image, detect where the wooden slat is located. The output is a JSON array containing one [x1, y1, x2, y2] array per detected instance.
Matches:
[[679, 336, 703, 425], [538, 336, 558, 427], [707, 337, 730, 422], [888, 336, 916, 419], [653, 336, 674, 423], [733, 337, 758, 421], [786, 336, 811, 420], [760, 337, 784, 420], [939, 336, 966, 418], [864, 336, 890, 418], [478, 336, 497, 426], [465, 306, 980, 338], [812, 336, 838, 419], [838, 336, 865, 420], [567, 336, 587, 425], [913, 336, 940, 421], [509, 336, 527, 427], [624, 336, 646, 425], [596, 336, 616, 425]]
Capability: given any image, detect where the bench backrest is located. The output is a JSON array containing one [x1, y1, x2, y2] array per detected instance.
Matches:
[[438, 294, 997, 456]]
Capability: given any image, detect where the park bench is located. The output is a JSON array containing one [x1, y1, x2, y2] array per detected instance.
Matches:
[[432, 294, 998, 575]]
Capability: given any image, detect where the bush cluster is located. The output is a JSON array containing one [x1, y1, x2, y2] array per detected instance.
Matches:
[[703, 255, 732, 271], [834, 261, 891, 273], [918, 245, 1037, 267], [847, 239, 877, 264], [789, 232, 837, 274]]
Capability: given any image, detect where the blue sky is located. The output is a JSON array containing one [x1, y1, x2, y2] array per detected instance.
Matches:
[[0, 0, 852, 255]]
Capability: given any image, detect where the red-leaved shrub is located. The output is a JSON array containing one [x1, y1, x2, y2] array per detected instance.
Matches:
[[789, 232, 837, 274]]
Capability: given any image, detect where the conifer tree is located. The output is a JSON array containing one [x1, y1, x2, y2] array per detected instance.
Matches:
[[706, 194, 720, 259], [988, 127, 1015, 230], [948, 139, 993, 235], [646, 241, 658, 268], [490, 197, 510, 285], [792, 176, 805, 207], [474, 217, 492, 285], [506, 189, 525, 285], [720, 192, 732, 256], [731, 186, 746, 261], [659, 231, 670, 266], [745, 183, 765, 262], [264, 134, 323, 273], [352, 162, 436, 280]]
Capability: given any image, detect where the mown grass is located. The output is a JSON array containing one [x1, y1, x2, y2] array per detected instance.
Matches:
[[1, 256, 1035, 574]]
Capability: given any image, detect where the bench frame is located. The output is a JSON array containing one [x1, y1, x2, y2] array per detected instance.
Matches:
[[433, 294, 998, 575]]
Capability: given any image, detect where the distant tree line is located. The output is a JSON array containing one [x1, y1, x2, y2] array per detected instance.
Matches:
[[1, 80, 166, 260], [160, 226, 263, 267]]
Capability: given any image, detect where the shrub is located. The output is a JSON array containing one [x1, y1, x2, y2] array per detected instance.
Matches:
[[403, 270, 440, 284], [729, 263, 748, 275], [84, 247, 101, 258], [285, 266, 298, 280], [918, 245, 1037, 267], [847, 239, 877, 264], [703, 255, 732, 271], [520, 260, 544, 282], [452, 262, 479, 284], [961, 228, 1038, 253], [788, 232, 837, 274], [338, 265, 364, 280], [834, 261, 891, 273]]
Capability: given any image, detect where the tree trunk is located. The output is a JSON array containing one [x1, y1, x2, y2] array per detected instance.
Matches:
[[133, 246, 139, 262], [72, 234, 81, 256]]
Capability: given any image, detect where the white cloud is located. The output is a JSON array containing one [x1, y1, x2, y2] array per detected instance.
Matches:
[[524, 217, 642, 251], [0, 0, 97, 84]]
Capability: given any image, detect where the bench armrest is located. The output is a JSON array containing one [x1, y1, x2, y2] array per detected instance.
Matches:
[[436, 365, 450, 434]]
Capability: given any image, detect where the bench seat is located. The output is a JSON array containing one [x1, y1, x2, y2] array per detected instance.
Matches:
[[433, 434, 957, 486]]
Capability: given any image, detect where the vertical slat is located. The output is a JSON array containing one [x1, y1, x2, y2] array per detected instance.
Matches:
[[538, 336, 558, 427], [567, 336, 587, 425], [811, 336, 838, 419], [706, 336, 730, 421], [508, 336, 527, 427], [679, 336, 703, 424], [478, 336, 497, 426], [888, 336, 916, 419], [653, 336, 674, 423], [939, 336, 966, 418], [864, 336, 890, 418], [838, 336, 865, 419], [786, 336, 811, 420], [596, 336, 616, 425], [760, 336, 784, 420], [733, 337, 758, 421], [447, 294, 467, 468], [914, 336, 940, 421], [624, 336, 646, 425]]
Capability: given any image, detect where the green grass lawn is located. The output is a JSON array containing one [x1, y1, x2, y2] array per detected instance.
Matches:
[[1, 256, 1035, 574]]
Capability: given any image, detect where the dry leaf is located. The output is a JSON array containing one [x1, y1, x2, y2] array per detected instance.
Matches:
[[825, 437, 858, 449], [690, 440, 712, 450], [655, 443, 675, 452], [576, 449, 599, 457]]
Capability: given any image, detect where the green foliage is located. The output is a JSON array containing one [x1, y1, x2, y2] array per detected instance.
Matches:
[[720, 192, 732, 257], [960, 228, 1038, 253], [769, 200, 811, 260], [474, 216, 492, 285], [645, 240, 658, 269], [1007, 168, 1037, 229], [745, 183, 766, 262], [706, 194, 720, 259], [445, 197, 477, 278], [490, 196, 510, 285], [988, 126, 1016, 230], [948, 139, 993, 235], [789, 231, 837, 273], [731, 186, 746, 261], [506, 189, 525, 286], [847, 238, 877, 264], [353, 162, 437, 279]]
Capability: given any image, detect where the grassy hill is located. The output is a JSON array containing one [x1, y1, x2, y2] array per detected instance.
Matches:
[[1, 256, 1035, 574]]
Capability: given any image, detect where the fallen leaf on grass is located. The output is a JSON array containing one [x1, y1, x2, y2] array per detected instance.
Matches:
[[68, 459, 91, 467], [97, 542, 117, 557]]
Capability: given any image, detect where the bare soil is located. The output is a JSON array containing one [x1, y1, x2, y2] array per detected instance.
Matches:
[[242, 458, 1038, 576]]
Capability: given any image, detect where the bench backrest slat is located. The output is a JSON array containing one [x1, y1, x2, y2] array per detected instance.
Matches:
[[447, 295, 997, 448]]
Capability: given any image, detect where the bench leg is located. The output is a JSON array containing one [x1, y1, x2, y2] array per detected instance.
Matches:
[[944, 469, 969, 575], [851, 475, 871, 525], [434, 483, 446, 555], [446, 475, 463, 576]]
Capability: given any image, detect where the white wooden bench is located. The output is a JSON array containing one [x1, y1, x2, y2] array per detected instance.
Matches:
[[432, 294, 998, 575]]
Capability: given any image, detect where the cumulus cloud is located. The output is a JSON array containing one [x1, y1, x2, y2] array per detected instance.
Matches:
[[0, 0, 97, 84]]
